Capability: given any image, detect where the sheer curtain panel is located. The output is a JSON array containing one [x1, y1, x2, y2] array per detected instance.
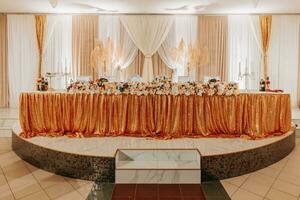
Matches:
[[120, 15, 173, 82], [98, 15, 138, 80], [268, 15, 300, 107], [228, 15, 261, 90], [158, 15, 198, 82], [8, 15, 38, 107], [43, 15, 72, 89]]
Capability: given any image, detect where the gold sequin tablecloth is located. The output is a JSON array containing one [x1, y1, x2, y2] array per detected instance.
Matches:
[[19, 92, 291, 139]]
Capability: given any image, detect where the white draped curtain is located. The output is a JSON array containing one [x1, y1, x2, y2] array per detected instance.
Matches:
[[249, 16, 264, 78], [98, 15, 138, 81], [268, 15, 300, 107], [158, 15, 198, 82], [43, 15, 72, 89], [228, 15, 261, 90], [8, 15, 38, 107], [98, 15, 120, 77], [120, 15, 173, 82]]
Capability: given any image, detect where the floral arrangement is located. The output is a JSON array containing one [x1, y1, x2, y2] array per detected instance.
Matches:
[[36, 77, 49, 91], [67, 76, 239, 96]]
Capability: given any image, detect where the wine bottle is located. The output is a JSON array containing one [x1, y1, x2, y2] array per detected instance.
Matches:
[[266, 76, 270, 90]]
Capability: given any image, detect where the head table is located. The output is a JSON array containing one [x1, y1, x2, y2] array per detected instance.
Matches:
[[19, 91, 291, 139]]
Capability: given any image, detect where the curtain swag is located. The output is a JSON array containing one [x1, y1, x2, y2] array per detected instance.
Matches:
[[259, 15, 272, 80], [35, 15, 46, 79]]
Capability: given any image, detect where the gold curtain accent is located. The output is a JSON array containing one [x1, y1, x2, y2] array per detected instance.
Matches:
[[0, 14, 8, 107], [196, 16, 228, 82], [259, 15, 272, 80], [19, 92, 291, 139], [35, 15, 46, 79], [72, 15, 98, 79]]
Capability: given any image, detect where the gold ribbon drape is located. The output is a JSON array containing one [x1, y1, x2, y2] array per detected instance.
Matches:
[[35, 15, 46, 79], [259, 16, 272, 80]]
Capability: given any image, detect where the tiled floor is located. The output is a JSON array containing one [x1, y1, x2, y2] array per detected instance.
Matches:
[[0, 135, 299, 200], [0, 136, 94, 200], [221, 137, 300, 200], [0, 108, 18, 137], [0, 108, 18, 120]]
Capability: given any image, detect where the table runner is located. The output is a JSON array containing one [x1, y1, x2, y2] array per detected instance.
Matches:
[[19, 92, 291, 139]]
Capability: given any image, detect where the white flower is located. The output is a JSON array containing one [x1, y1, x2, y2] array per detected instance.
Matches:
[[225, 90, 233, 96], [184, 90, 190, 96], [156, 90, 163, 95], [209, 82, 215, 89], [217, 84, 225, 95], [171, 86, 179, 96], [196, 89, 203, 96], [208, 89, 215, 96]]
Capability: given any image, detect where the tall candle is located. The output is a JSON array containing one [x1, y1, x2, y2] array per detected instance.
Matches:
[[65, 58, 67, 71], [245, 58, 248, 74]]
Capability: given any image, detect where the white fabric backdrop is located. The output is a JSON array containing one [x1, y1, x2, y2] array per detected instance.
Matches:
[[158, 15, 198, 82], [268, 15, 300, 107], [120, 15, 173, 82], [98, 15, 138, 81], [98, 15, 120, 77], [8, 15, 38, 107], [43, 15, 72, 90], [249, 15, 264, 78], [228, 15, 261, 90]]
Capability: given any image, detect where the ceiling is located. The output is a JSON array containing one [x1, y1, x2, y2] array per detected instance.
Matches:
[[1, 0, 300, 14]]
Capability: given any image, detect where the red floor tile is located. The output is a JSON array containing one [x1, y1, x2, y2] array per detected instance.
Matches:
[[182, 197, 205, 200], [112, 184, 136, 197], [136, 184, 158, 197], [158, 184, 181, 197], [111, 184, 206, 200], [180, 184, 205, 197]]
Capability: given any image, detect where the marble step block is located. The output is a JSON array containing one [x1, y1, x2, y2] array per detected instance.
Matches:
[[115, 149, 201, 184]]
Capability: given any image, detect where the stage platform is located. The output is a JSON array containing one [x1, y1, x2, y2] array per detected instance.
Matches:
[[12, 123, 296, 183]]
